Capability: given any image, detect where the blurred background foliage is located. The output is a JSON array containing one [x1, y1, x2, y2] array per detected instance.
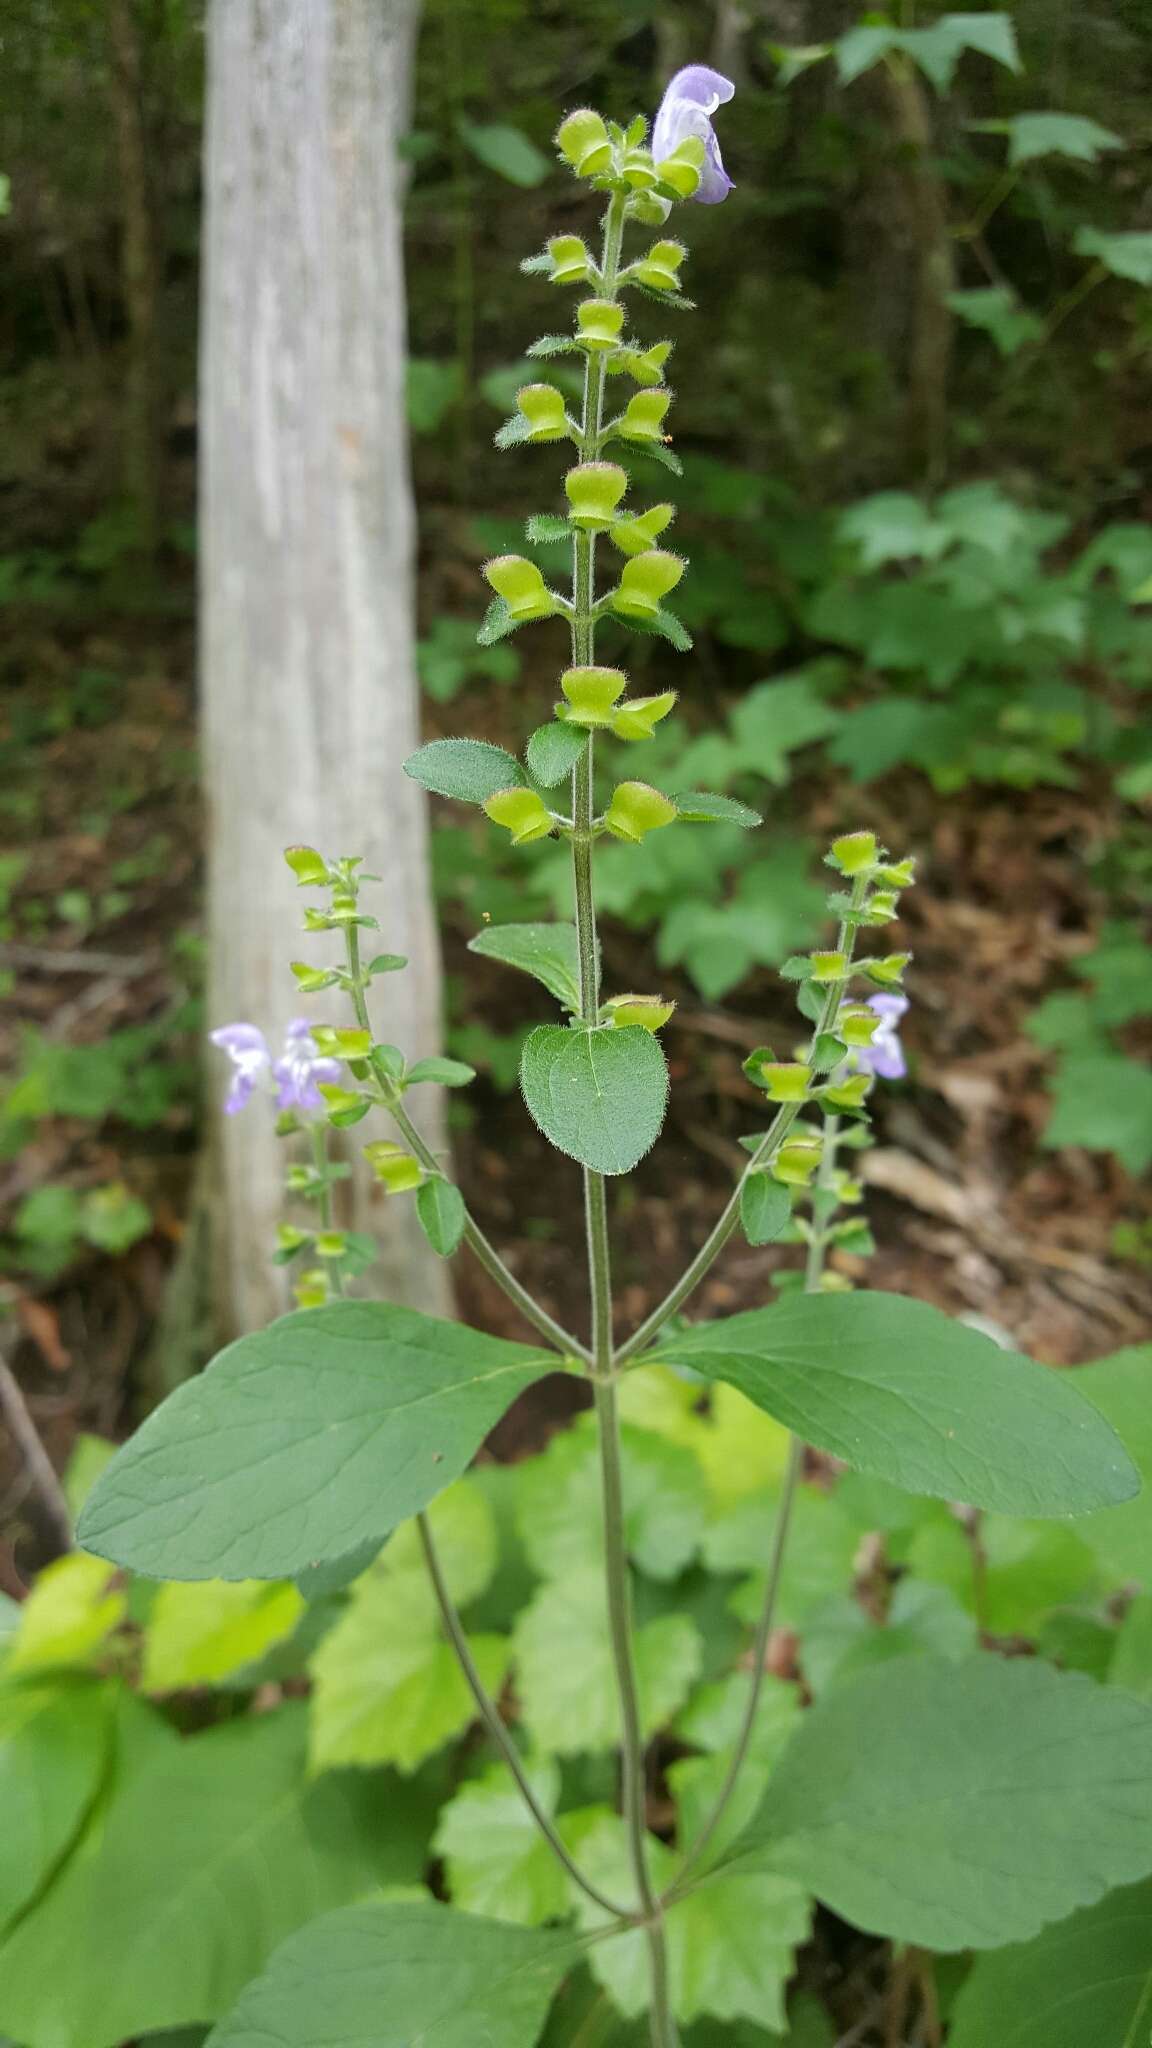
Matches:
[[0, 0, 1149, 1316]]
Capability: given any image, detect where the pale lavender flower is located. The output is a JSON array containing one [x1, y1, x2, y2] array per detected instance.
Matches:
[[858, 994, 909, 1082], [209, 1023, 271, 1115], [652, 65, 735, 205], [273, 1018, 341, 1114]]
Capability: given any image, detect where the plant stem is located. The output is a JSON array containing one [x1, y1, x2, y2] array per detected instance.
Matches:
[[415, 1512, 631, 1920], [342, 924, 589, 1361], [619, 874, 871, 1362], [573, 186, 678, 2048]]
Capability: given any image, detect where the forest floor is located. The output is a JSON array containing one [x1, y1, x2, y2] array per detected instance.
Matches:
[[2, 595, 1150, 1579]]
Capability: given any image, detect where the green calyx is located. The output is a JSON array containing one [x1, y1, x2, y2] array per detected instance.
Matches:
[[555, 107, 612, 179], [483, 555, 559, 624], [604, 781, 678, 844], [609, 502, 674, 555], [629, 238, 686, 292], [513, 383, 570, 442], [654, 135, 706, 198], [547, 234, 594, 286], [608, 549, 686, 621], [564, 463, 628, 533], [601, 993, 676, 1031], [576, 297, 625, 351], [559, 666, 627, 725], [362, 1141, 424, 1194], [615, 390, 672, 444], [483, 786, 556, 846]]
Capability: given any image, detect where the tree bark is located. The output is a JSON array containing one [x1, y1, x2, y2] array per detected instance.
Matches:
[[201, 0, 451, 1336]]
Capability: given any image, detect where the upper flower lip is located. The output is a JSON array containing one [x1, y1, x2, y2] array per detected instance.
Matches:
[[652, 65, 736, 205]]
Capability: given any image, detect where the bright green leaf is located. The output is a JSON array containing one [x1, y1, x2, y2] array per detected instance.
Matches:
[[526, 722, 586, 787], [514, 1416, 709, 1583], [142, 1581, 305, 1693], [415, 1177, 467, 1258], [458, 120, 552, 188], [0, 1678, 111, 1934], [839, 493, 948, 568], [1043, 1056, 1152, 1174], [435, 1760, 570, 1925], [673, 792, 762, 827], [1074, 226, 1152, 286], [740, 1172, 792, 1248], [1005, 112, 1124, 166], [725, 1655, 1152, 1949], [7, 1554, 125, 1675], [78, 1303, 553, 1581], [948, 286, 1044, 356], [520, 1024, 669, 1175], [204, 1900, 577, 2048], [405, 1057, 476, 1087], [403, 738, 525, 804], [468, 922, 583, 1011], [1075, 1347, 1152, 1583], [646, 1291, 1139, 1517], [513, 1567, 701, 1753]]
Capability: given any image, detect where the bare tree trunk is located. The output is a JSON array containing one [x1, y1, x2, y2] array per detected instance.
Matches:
[[879, 59, 956, 482], [201, 0, 451, 1337], [107, 0, 164, 557]]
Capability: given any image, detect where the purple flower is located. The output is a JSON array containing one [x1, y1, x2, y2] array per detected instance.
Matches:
[[858, 994, 909, 1082], [652, 65, 735, 205], [209, 1018, 341, 1116], [273, 1018, 341, 1113], [209, 1023, 271, 1115]]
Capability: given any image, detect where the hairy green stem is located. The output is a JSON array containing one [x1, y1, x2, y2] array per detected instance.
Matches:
[[571, 186, 677, 2048], [343, 925, 589, 1361], [664, 1115, 844, 1901]]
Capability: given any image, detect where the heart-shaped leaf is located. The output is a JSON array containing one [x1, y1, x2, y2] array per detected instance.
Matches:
[[520, 1024, 669, 1175]]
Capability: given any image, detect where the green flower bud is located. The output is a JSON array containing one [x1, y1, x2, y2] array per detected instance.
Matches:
[[626, 190, 673, 228], [311, 1026, 373, 1059], [617, 390, 672, 444], [608, 340, 672, 389], [865, 952, 911, 986], [547, 234, 594, 286], [875, 858, 916, 888], [610, 503, 674, 556], [610, 691, 677, 742], [284, 844, 330, 885], [483, 786, 555, 845], [560, 665, 627, 728], [610, 549, 686, 622], [276, 1224, 310, 1255], [838, 1004, 881, 1048], [362, 1141, 424, 1194], [862, 890, 899, 924], [631, 239, 686, 292], [514, 383, 570, 442], [822, 1073, 872, 1111], [483, 554, 558, 623], [315, 1231, 348, 1259], [555, 108, 613, 178], [808, 950, 849, 983], [602, 993, 675, 1031], [317, 1081, 370, 1126], [290, 960, 340, 993], [576, 298, 625, 351], [621, 147, 658, 191], [655, 135, 706, 198], [829, 830, 878, 876], [294, 1267, 330, 1310], [773, 1137, 823, 1187], [564, 462, 628, 533], [755, 1062, 813, 1103], [604, 780, 677, 844]]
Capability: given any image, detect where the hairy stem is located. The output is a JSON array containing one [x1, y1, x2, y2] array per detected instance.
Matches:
[[572, 187, 677, 2048], [664, 1116, 843, 1900], [343, 925, 589, 1361]]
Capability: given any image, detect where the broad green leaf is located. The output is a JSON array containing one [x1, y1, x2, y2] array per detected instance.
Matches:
[[0, 1708, 390, 2048], [725, 1655, 1152, 1950], [514, 1415, 709, 1583], [1043, 1055, 1152, 1174], [834, 24, 898, 82], [403, 738, 525, 804], [1004, 111, 1124, 166], [78, 1302, 553, 1581], [309, 1481, 506, 1773], [7, 1554, 125, 1675], [707, 1482, 861, 1633], [839, 492, 948, 567], [1111, 1593, 1152, 1695], [513, 1567, 701, 1753], [526, 722, 586, 788], [1074, 226, 1152, 287], [670, 1674, 803, 1855], [672, 792, 762, 827], [797, 1578, 976, 1696], [405, 1057, 476, 1087], [906, 1505, 1099, 1635], [520, 1024, 669, 1175], [458, 120, 551, 188], [434, 1760, 570, 1925], [1074, 1347, 1152, 1582], [204, 1900, 577, 2048], [407, 359, 461, 434], [63, 1434, 116, 1518], [570, 1811, 809, 2028], [468, 921, 583, 1011], [740, 1172, 791, 1248], [415, 1176, 467, 1258], [949, 1879, 1152, 2048], [0, 1678, 111, 1934], [645, 1291, 1139, 1518], [948, 285, 1044, 356], [694, 1383, 792, 1509], [142, 1580, 305, 1693]]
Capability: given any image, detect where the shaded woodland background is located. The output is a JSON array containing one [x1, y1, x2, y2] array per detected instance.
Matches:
[[2, 0, 1151, 1559]]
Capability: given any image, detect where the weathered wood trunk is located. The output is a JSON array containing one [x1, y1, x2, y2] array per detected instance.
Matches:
[[200, 0, 451, 1335]]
